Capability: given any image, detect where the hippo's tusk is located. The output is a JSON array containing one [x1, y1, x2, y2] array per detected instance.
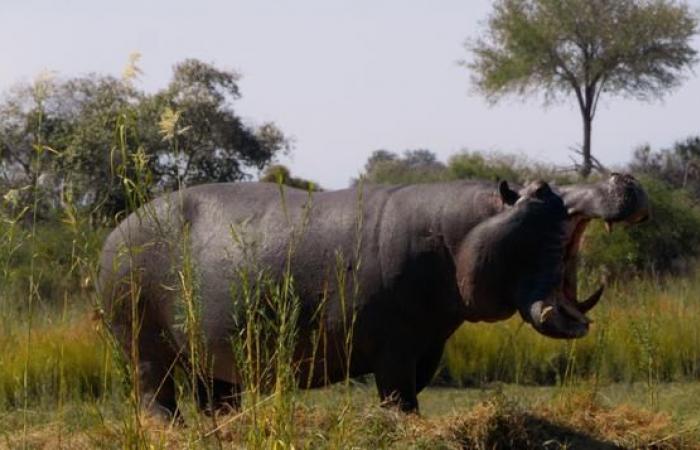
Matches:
[[540, 305, 555, 323], [605, 221, 613, 234], [559, 299, 592, 325], [576, 285, 605, 314]]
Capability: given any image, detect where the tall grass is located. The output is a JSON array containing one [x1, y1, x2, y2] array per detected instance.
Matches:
[[444, 274, 700, 389], [3, 243, 699, 406]]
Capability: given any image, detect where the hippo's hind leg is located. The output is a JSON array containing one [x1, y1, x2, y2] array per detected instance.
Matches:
[[104, 278, 180, 419], [196, 377, 242, 415], [109, 318, 180, 419], [137, 329, 180, 419]]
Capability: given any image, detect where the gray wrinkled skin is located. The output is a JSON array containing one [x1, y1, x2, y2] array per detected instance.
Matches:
[[98, 176, 649, 415]]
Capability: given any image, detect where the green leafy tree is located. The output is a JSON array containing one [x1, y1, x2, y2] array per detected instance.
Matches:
[[55, 74, 145, 219], [0, 74, 69, 218], [630, 136, 700, 199], [357, 149, 447, 184], [0, 58, 289, 222], [448, 151, 523, 182], [149, 59, 289, 190], [448, 150, 575, 185], [468, 0, 698, 177]]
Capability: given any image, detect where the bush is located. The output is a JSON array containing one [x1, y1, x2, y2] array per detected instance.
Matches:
[[259, 164, 322, 191], [358, 149, 448, 185], [629, 136, 700, 198], [358, 149, 577, 186], [580, 175, 700, 278], [0, 220, 105, 305], [447, 150, 577, 185]]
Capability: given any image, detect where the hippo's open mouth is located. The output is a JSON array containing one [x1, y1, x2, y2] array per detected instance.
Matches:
[[528, 217, 603, 339], [564, 218, 607, 312], [528, 174, 650, 339]]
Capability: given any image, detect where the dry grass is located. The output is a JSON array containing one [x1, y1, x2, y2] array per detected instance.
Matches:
[[440, 394, 699, 450], [2, 385, 699, 449]]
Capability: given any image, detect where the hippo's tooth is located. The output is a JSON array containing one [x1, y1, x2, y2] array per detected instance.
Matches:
[[605, 221, 613, 234], [559, 299, 592, 325], [540, 305, 555, 323]]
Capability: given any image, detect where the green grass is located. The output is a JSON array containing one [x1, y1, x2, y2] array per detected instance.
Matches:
[[444, 273, 700, 387], [3, 263, 699, 415]]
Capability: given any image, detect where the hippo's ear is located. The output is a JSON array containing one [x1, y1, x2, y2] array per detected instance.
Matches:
[[499, 180, 519, 206]]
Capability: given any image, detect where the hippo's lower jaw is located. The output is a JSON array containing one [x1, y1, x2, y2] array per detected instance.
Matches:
[[527, 301, 589, 339], [525, 286, 605, 339], [523, 214, 609, 339]]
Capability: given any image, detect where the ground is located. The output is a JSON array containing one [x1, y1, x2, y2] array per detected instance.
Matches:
[[2, 382, 699, 449]]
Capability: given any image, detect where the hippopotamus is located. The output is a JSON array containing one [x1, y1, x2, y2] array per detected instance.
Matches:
[[98, 173, 649, 415]]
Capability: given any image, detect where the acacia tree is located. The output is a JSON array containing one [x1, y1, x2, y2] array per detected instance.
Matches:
[[468, 0, 698, 177]]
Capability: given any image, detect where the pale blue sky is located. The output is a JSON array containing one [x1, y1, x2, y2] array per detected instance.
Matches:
[[2, 0, 699, 188]]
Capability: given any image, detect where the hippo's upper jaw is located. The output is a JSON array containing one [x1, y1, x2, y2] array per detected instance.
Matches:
[[559, 173, 650, 228]]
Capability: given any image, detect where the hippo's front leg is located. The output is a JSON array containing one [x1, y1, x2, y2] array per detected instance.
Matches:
[[373, 349, 419, 412], [415, 341, 445, 393]]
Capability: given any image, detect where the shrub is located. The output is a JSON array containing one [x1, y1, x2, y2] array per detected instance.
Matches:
[[447, 150, 576, 185], [0, 221, 105, 305], [580, 175, 700, 278], [358, 149, 448, 185], [259, 164, 322, 191]]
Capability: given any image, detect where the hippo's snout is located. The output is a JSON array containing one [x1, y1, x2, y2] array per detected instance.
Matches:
[[560, 173, 651, 227], [606, 173, 650, 224]]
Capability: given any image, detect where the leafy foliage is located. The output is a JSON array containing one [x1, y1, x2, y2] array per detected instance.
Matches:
[[356, 149, 448, 185], [259, 164, 322, 191], [580, 175, 700, 277], [148, 59, 288, 190], [447, 150, 575, 185], [0, 59, 288, 222], [629, 136, 700, 199], [358, 148, 575, 186]]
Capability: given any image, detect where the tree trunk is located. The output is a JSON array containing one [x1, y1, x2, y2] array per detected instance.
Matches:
[[580, 114, 593, 179]]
